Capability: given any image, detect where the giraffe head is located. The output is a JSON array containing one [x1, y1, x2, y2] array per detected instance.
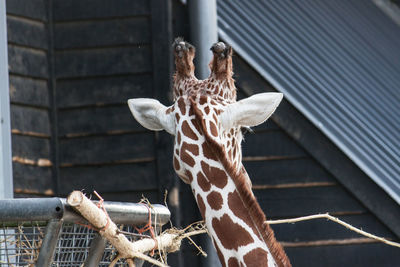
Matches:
[[128, 88, 282, 180], [128, 39, 290, 267]]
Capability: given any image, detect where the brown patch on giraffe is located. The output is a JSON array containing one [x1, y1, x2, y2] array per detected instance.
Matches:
[[212, 214, 254, 250], [188, 105, 195, 116], [207, 191, 223, 210], [202, 142, 219, 161], [182, 141, 199, 156], [166, 107, 173, 114], [197, 172, 211, 192], [196, 194, 206, 219], [204, 106, 210, 115], [191, 119, 202, 134], [177, 98, 186, 115], [228, 258, 240, 267], [209, 121, 218, 137], [182, 121, 198, 141], [199, 96, 207, 105], [185, 170, 194, 183], [180, 142, 197, 167], [173, 155, 180, 171], [213, 241, 227, 267], [175, 113, 180, 122], [243, 248, 269, 267], [228, 190, 262, 240], [201, 161, 228, 188], [177, 131, 181, 144]]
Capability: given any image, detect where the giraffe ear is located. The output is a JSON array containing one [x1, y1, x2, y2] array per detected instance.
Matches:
[[220, 93, 283, 129], [128, 98, 175, 135]]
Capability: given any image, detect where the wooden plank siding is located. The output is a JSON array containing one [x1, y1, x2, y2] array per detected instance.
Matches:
[[6, 0, 54, 196], [6, 0, 172, 203], [51, 0, 164, 204]]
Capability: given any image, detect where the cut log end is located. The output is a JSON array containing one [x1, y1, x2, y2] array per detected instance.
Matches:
[[67, 190, 84, 206]]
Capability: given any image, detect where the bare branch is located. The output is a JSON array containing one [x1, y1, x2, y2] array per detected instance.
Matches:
[[267, 213, 400, 248]]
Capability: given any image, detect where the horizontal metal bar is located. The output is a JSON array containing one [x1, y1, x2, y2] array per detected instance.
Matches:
[[0, 198, 171, 226], [62, 199, 171, 226], [0, 198, 64, 222]]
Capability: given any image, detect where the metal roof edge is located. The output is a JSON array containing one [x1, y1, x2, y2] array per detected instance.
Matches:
[[373, 0, 400, 27], [219, 29, 400, 206]]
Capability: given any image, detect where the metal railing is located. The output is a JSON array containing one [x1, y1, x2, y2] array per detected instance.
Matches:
[[0, 197, 170, 266]]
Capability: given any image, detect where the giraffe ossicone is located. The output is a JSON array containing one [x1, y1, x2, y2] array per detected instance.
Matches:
[[128, 38, 291, 267]]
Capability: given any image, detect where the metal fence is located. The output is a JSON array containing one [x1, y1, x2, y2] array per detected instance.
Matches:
[[0, 198, 170, 266]]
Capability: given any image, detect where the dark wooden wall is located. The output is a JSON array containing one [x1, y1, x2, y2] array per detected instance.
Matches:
[[53, 0, 160, 203], [6, 0, 175, 204], [6, 0, 55, 196]]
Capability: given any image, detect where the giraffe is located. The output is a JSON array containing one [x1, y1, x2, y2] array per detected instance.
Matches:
[[128, 38, 291, 267]]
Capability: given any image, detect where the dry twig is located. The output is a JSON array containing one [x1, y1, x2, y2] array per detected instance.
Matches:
[[267, 213, 400, 248]]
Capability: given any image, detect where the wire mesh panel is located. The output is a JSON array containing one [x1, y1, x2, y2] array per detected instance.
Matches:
[[0, 198, 170, 266], [0, 223, 146, 266], [53, 224, 136, 267], [53, 223, 94, 266], [0, 222, 45, 266]]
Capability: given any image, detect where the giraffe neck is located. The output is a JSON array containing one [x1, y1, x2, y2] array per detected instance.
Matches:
[[172, 95, 290, 267], [191, 143, 277, 267]]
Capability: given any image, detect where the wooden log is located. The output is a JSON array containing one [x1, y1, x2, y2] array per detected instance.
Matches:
[[66, 191, 185, 266]]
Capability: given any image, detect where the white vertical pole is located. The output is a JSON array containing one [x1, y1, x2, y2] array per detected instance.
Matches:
[[188, 0, 218, 79], [0, 0, 13, 199], [0, 3, 14, 265]]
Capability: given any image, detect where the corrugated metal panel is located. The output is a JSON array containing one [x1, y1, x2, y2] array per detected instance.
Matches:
[[217, 0, 400, 204]]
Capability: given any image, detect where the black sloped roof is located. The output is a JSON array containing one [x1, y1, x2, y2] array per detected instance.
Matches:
[[217, 0, 400, 203]]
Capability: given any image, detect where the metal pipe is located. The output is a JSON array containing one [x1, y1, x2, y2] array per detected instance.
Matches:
[[35, 219, 63, 266], [0, 198, 171, 226], [83, 234, 108, 267], [62, 200, 171, 225], [0, 198, 64, 222], [0, 0, 13, 199], [188, 0, 218, 79]]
